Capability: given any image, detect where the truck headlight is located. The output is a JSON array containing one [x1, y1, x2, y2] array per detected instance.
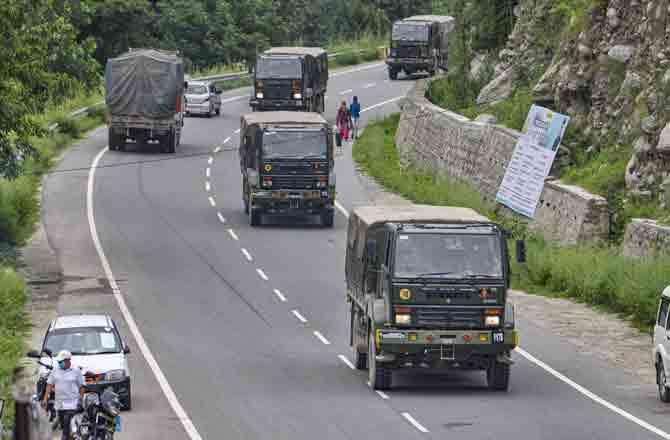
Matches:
[[395, 314, 411, 325], [104, 370, 125, 381], [484, 316, 500, 327], [293, 93, 302, 99], [256, 92, 264, 99]]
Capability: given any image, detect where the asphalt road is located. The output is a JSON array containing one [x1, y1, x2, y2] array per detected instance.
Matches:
[[41, 62, 670, 439]]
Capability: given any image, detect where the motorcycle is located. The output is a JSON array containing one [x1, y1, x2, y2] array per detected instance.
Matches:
[[26, 348, 59, 430], [70, 381, 122, 440]]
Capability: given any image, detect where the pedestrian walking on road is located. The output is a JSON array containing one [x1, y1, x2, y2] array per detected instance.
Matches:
[[349, 96, 361, 139], [43, 350, 85, 440], [336, 101, 353, 142]]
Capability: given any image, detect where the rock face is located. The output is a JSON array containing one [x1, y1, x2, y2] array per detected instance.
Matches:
[[480, 0, 670, 205], [623, 219, 670, 258]]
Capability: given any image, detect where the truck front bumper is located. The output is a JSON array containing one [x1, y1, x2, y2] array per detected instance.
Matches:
[[249, 99, 306, 111], [251, 190, 334, 215], [375, 328, 517, 369], [386, 58, 433, 69]]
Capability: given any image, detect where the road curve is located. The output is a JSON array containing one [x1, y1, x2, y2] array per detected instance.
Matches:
[[42, 62, 670, 439]]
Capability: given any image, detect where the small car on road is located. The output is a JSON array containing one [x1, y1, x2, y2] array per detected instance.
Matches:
[[653, 286, 670, 402], [185, 80, 222, 117], [35, 314, 133, 410]]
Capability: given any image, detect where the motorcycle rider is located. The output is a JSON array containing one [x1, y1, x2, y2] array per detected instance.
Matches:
[[43, 350, 85, 440]]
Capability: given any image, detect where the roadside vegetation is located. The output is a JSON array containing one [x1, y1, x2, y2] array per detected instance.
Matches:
[[353, 114, 669, 330]]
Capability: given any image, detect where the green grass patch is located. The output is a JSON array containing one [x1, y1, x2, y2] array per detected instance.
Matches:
[[354, 114, 669, 331], [0, 267, 28, 427], [213, 77, 252, 92]]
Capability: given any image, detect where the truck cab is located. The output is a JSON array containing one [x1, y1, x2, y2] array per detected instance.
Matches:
[[239, 111, 335, 227], [250, 47, 328, 113], [386, 15, 454, 80], [345, 205, 522, 390]]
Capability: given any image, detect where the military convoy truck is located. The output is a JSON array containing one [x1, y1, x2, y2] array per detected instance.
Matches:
[[345, 205, 522, 390], [386, 15, 455, 80], [250, 47, 328, 113], [105, 48, 186, 153], [239, 112, 336, 227]]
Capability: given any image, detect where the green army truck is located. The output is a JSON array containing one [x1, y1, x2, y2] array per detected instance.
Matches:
[[345, 205, 522, 390], [386, 15, 454, 80], [239, 111, 336, 227]]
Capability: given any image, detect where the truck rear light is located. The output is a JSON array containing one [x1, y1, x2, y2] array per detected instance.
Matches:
[[484, 316, 500, 327], [484, 308, 502, 315], [262, 177, 272, 187]]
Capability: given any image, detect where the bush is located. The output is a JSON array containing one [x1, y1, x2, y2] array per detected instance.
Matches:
[[0, 176, 39, 246]]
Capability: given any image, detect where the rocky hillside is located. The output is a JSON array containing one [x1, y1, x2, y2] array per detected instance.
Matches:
[[477, 0, 670, 216]]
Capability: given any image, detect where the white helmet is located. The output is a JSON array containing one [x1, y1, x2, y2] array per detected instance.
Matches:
[[55, 350, 72, 362]]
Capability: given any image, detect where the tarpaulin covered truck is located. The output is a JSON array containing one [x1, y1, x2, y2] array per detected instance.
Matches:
[[105, 48, 186, 153]]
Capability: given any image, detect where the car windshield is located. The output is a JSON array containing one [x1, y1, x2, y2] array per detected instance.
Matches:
[[262, 129, 327, 159], [256, 57, 302, 79], [394, 233, 503, 278], [186, 85, 208, 94], [45, 327, 121, 356], [392, 23, 429, 41]]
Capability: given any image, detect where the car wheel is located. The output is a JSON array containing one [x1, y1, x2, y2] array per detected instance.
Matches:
[[658, 362, 670, 402], [122, 383, 132, 411], [368, 325, 391, 390]]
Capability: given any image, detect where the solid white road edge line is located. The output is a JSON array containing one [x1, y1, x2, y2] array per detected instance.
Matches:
[[401, 413, 429, 433], [88, 147, 203, 440], [227, 229, 239, 240], [241, 248, 253, 262], [273, 289, 287, 302], [220, 95, 247, 104], [361, 96, 404, 114], [331, 62, 385, 78], [256, 268, 269, 281], [292, 310, 308, 323], [335, 203, 670, 438], [217, 212, 226, 224], [516, 348, 670, 440], [313, 331, 331, 345], [338, 355, 355, 370]]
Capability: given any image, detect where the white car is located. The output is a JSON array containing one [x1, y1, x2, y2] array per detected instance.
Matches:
[[36, 314, 133, 410], [185, 81, 222, 117], [653, 286, 670, 402]]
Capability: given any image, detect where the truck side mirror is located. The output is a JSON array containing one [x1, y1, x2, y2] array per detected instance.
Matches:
[[516, 240, 527, 264]]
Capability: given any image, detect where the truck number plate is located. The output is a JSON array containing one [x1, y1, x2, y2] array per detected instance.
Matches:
[[492, 331, 504, 343]]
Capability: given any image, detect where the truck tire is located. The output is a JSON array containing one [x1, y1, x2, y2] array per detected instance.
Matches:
[[321, 210, 334, 228], [350, 305, 367, 370], [108, 128, 123, 151], [487, 357, 510, 391], [249, 208, 260, 226], [164, 130, 176, 154], [368, 326, 391, 390], [389, 69, 398, 81]]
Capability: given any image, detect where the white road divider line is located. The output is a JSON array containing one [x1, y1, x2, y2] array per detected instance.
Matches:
[[206, 168, 210, 178], [214, 146, 221, 154], [205, 182, 211, 192], [256, 268, 269, 281], [339, 89, 353, 95], [338, 355, 355, 370], [227, 229, 239, 240], [364, 82, 376, 88], [331, 62, 384, 78], [220, 95, 247, 104], [516, 347, 670, 440], [313, 331, 331, 345], [88, 147, 203, 440], [217, 212, 226, 224], [241, 248, 253, 262], [292, 310, 308, 323], [208, 156, 214, 165], [234, 128, 241, 134], [273, 289, 287, 302], [208, 196, 216, 207], [361, 96, 404, 114], [223, 137, 231, 144], [402, 413, 429, 433]]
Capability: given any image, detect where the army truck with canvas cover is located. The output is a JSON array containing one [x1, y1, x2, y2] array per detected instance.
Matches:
[[386, 15, 454, 80], [250, 47, 328, 113], [239, 112, 335, 226], [105, 48, 186, 153], [345, 205, 522, 390]]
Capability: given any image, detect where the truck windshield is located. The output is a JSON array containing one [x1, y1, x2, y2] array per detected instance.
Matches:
[[392, 23, 429, 41], [186, 84, 208, 94], [262, 129, 327, 159], [256, 57, 302, 79], [394, 233, 503, 278]]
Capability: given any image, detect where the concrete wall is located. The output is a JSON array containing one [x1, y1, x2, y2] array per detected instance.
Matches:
[[622, 219, 670, 258], [395, 78, 610, 245]]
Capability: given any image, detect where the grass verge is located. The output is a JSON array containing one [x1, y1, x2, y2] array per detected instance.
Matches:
[[353, 114, 669, 330]]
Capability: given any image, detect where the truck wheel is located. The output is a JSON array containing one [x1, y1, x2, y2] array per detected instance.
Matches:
[[215, 106, 221, 116], [243, 198, 249, 214], [249, 208, 260, 226], [164, 130, 176, 154], [368, 326, 391, 390], [350, 306, 367, 370], [658, 361, 670, 402], [389, 69, 398, 81], [321, 210, 334, 228], [487, 357, 510, 391]]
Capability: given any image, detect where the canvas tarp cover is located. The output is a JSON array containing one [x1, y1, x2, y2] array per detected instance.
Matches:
[[105, 49, 184, 118]]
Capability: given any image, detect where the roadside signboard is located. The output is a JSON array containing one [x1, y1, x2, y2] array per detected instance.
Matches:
[[495, 105, 570, 218]]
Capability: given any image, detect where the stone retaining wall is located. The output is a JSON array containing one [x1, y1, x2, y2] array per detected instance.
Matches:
[[395, 78, 609, 245], [623, 219, 670, 258]]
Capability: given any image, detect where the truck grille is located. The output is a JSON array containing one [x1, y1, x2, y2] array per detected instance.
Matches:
[[398, 46, 419, 58], [264, 86, 292, 100], [415, 307, 482, 329], [272, 175, 319, 189]]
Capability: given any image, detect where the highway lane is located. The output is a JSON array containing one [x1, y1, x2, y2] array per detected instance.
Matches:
[[43, 60, 670, 440]]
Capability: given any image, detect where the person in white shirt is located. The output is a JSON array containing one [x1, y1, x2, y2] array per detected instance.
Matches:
[[43, 350, 85, 440]]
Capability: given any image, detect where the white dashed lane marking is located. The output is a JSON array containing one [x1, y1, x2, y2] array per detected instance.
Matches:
[[273, 289, 287, 302], [223, 137, 231, 144], [339, 89, 353, 95], [402, 413, 429, 433], [338, 355, 355, 370], [241, 248, 253, 262], [208, 196, 216, 207], [313, 331, 331, 345], [364, 82, 376, 88], [214, 146, 221, 153], [292, 310, 308, 323], [205, 182, 211, 192], [227, 229, 239, 240], [256, 268, 269, 281], [206, 168, 210, 178], [217, 212, 226, 224], [208, 156, 214, 165]]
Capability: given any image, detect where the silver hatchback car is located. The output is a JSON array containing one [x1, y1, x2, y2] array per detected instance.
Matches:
[[653, 286, 670, 402], [185, 81, 222, 117]]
